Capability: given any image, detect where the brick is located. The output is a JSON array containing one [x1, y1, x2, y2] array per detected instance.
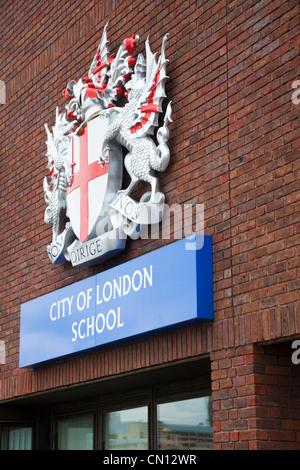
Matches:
[[266, 365, 292, 376], [230, 431, 239, 442], [269, 431, 296, 442], [285, 420, 300, 431]]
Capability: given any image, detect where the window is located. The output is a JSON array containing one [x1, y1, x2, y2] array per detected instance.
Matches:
[[50, 362, 212, 450], [1, 426, 33, 450], [157, 396, 213, 450], [104, 406, 148, 450], [56, 414, 94, 450]]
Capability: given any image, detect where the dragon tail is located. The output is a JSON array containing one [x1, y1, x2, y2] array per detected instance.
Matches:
[[151, 101, 173, 172]]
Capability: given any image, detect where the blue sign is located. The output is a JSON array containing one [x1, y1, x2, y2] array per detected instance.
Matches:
[[19, 236, 213, 367]]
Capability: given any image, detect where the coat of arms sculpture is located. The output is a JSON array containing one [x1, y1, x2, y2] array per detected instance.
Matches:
[[43, 24, 172, 266]]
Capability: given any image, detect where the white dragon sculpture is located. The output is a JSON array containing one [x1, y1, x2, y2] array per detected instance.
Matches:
[[100, 34, 172, 202], [43, 109, 74, 243]]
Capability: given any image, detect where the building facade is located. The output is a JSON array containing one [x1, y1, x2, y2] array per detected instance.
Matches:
[[0, 0, 299, 451]]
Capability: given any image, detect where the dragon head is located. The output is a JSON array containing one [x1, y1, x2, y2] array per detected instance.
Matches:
[[45, 108, 74, 185]]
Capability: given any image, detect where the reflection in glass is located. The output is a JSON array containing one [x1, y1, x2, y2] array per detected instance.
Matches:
[[105, 406, 148, 450], [157, 396, 213, 450], [1, 426, 32, 450], [57, 414, 93, 450]]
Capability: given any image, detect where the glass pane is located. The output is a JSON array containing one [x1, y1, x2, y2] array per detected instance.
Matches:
[[1, 426, 32, 450], [57, 414, 93, 450], [157, 396, 213, 450], [105, 406, 148, 450]]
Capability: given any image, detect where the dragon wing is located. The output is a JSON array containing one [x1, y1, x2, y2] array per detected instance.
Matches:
[[45, 121, 57, 182], [106, 33, 138, 98], [129, 34, 169, 137], [63, 25, 110, 103], [88, 23, 110, 84], [87, 24, 137, 105]]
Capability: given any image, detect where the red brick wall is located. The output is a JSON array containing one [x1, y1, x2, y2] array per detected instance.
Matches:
[[0, 0, 299, 449], [212, 343, 300, 450]]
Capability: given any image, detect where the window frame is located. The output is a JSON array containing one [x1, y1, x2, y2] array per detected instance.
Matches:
[[52, 407, 97, 450], [49, 368, 212, 450], [98, 387, 152, 450], [0, 422, 35, 450], [102, 404, 150, 451], [155, 394, 213, 451]]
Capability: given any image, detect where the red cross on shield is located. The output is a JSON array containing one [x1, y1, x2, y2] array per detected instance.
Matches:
[[67, 115, 111, 243]]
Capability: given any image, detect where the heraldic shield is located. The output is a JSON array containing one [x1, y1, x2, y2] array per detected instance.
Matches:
[[66, 114, 122, 243]]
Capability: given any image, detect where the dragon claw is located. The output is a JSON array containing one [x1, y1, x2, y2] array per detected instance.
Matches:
[[98, 154, 109, 167]]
